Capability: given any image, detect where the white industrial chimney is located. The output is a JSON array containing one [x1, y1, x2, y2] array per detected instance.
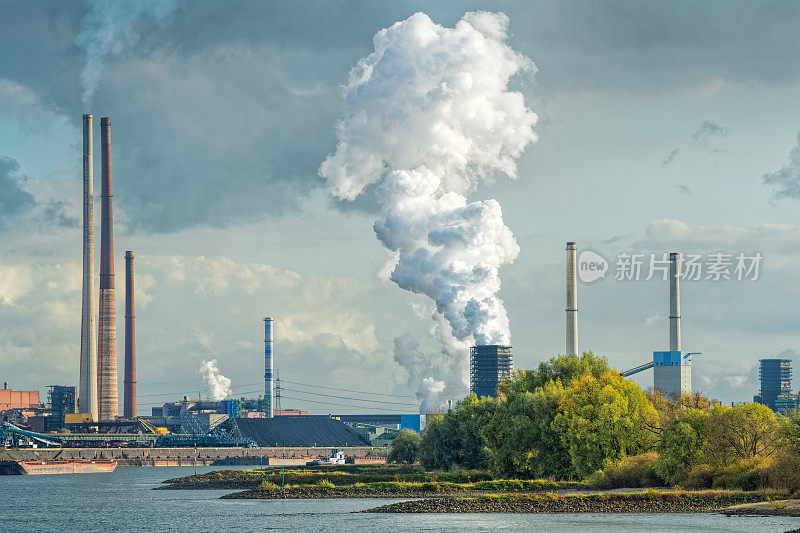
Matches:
[[264, 317, 274, 418], [566, 242, 578, 356], [669, 252, 681, 352], [79, 114, 98, 421]]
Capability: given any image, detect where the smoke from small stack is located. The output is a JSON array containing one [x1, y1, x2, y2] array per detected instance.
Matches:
[[97, 116, 118, 421], [75, 0, 180, 104], [319, 12, 538, 397], [79, 114, 98, 420], [199, 360, 231, 401], [566, 242, 578, 356], [123, 251, 136, 419], [669, 252, 681, 352]]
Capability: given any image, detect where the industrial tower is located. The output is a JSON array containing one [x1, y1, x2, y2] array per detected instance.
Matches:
[[123, 251, 137, 419], [97, 117, 118, 420], [79, 114, 98, 421], [653, 252, 691, 396], [566, 242, 578, 356], [264, 317, 274, 418]]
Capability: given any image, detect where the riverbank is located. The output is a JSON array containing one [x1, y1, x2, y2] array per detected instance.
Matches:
[[362, 491, 778, 514], [158, 464, 580, 494], [0, 446, 378, 467], [157, 465, 799, 516], [723, 500, 800, 517]]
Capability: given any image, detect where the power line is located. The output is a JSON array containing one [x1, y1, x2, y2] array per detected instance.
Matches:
[[280, 368, 400, 386], [279, 394, 413, 413], [280, 387, 418, 407], [280, 379, 416, 399]]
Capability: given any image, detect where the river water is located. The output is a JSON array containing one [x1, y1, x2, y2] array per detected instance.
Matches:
[[2, 466, 800, 532]]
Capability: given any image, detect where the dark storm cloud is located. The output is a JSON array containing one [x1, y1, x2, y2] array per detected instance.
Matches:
[[2, 1, 800, 232], [0, 157, 36, 229], [763, 132, 800, 202]]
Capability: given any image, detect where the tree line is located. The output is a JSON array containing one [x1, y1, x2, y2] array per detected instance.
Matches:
[[388, 353, 800, 491]]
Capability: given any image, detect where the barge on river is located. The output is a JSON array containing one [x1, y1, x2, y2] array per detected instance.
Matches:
[[0, 459, 117, 475]]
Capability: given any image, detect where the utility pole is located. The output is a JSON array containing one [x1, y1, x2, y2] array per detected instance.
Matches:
[[274, 371, 282, 414]]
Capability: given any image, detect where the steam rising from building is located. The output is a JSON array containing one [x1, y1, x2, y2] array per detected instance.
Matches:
[[320, 12, 538, 399], [199, 359, 231, 401]]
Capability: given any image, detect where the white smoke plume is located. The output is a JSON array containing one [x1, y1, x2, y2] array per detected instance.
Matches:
[[198, 359, 232, 401], [320, 12, 538, 394], [393, 334, 446, 413], [75, 0, 179, 105], [418, 377, 446, 414]]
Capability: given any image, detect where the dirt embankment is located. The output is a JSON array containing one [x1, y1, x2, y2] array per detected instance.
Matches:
[[722, 500, 800, 517]]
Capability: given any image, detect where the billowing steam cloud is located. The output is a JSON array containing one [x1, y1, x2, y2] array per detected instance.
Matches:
[[198, 359, 232, 401], [394, 334, 447, 413], [320, 12, 538, 403], [75, 0, 179, 105]]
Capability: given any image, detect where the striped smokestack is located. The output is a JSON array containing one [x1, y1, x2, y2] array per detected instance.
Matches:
[[669, 252, 681, 352], [264, 317, 274, 418], [97, 117, 118, 421], [123, 251, 136, 419], [566, 242, 578, 356], [79, 114, 98, 420]]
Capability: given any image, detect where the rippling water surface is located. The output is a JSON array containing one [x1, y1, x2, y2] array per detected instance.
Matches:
[[2, 466, 800, 532]]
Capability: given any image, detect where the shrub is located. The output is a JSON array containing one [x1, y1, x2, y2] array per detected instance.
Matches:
[[316, 479, 335, 489], [259, 480, 279, 491], [388, 429, 421, 464], [759, 453, 800, 493], [683, 464, 715, 490], [587, 453, 662, 489], [712, 458, 770, 490]]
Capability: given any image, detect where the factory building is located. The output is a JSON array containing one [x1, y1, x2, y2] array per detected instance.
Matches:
[[470, 345, 513, 398], [48, 386, 77, 419], [754, 359, 797, 414], [0, 383, 40, 411]]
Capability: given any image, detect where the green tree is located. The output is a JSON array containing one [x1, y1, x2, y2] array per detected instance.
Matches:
[[418, 394, 497, 470], [781, 408, 800, 454], [646, 389, 718, 427], [554, 371, 658, 479], [654, 408, 709, 485], [704, 403, 781, 466], [387, 429, 421, 464], [484, 379, 572, 479], [498, 352, 610, 397]]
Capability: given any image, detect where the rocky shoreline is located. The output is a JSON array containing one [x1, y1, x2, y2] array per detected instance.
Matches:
[[221, 486, 485, 499], [360, 492, 771, 514]]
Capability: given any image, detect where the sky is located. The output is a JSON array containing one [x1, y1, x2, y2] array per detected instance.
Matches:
[[2, 0, 800, 414]]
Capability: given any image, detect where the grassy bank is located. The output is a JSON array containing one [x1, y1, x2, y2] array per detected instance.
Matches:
[[159, 464, 583, 494]]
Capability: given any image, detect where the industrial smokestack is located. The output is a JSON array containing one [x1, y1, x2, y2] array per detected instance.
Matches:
[[97, 117, 118, 421], [123, 251, 136, 419], [669, 252, 681, 352], [79, 114, 98, 420], [264, 317, 274, 418], [566, 242, 578, 356]]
